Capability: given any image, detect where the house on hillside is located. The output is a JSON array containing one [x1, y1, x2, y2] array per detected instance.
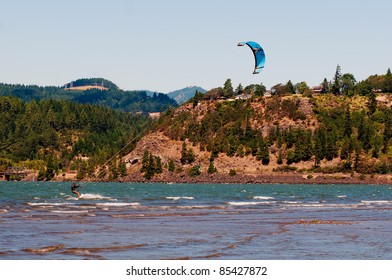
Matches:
[[235, 93, 252, 100], [311, 85, 323, 94], [204, 88, 224, 101]]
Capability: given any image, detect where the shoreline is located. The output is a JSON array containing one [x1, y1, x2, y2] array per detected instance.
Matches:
[[118, 172, 392, 185], [10, 171, 392, 185]]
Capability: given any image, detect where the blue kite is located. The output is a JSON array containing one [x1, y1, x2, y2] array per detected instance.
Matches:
[[238, 41, 266, 74]]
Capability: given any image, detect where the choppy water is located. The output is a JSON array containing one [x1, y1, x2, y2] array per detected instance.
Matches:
[[0, 182, 391, 259]]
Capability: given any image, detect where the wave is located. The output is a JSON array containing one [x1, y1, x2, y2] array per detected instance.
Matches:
[[23, 244, 66, 254], [361, 200, 392, 205], [27, 202, 72, 206], [253, 196, 275, 200], [165, 196, 194, 200], [95, 202, 140, 207], [281, 201, 299, 204], [337, 195, 348, 198], [79, 193, 114, 200], [50, 210, 90, 214], [226, 201, 276, 206]]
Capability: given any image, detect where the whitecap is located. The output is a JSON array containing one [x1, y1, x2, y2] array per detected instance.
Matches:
[[361, 200, 392, 205], [226, 201, 276, 206], [27, 202, 72, 206], [95, 202, 140, 207], [337, 195, 347, 198], [253, 196, 275, 200], [165, 196, 194, 200], [79, 193, 115, 200]]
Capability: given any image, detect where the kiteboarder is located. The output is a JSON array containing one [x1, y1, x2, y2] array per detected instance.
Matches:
[[71, 182, 81, 198]]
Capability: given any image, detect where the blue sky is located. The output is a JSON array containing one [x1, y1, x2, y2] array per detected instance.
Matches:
[[0, 0, 391, 92]]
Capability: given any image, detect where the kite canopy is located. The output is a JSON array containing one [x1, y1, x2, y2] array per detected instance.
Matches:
[[238, 41, 265, 74]]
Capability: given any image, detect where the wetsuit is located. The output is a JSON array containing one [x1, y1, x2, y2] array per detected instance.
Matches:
[[71, 184, 81, 198]]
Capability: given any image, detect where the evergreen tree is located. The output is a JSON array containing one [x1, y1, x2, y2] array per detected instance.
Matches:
[[141, 149, 150, 172], [187, 147, 195, 164], [235, 83, 243, 95], [325, 129, 338, 160], [332, 65, 342, 95], [321, 78, 329, 94], [223, 79, 234, 98], [286, 80, 295, 94], [109, 160, 118, 180], [207, 161, 217, 174], [155, 156, 163, 174], [277, 150, 283, 165], [367, 92, 377, 116], [256, 138, 270, 165], [118, 159, 127, 177], [314, 126, 327, 166], [286, 150, 295, 165], [180, 142, 188, 165], [144, 153, 155, 180], [168, 159, 175, 172], [343, 106, 352, 138]]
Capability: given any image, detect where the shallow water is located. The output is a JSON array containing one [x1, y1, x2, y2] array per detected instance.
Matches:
[[0, 182, 391, 259]]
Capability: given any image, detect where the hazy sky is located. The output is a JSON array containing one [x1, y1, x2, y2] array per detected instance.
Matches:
[[1, 0, 391, 92]]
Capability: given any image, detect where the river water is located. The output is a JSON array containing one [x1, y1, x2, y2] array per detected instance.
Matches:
[[0, 182, 391, 259]]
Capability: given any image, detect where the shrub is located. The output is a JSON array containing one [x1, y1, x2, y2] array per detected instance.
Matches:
[[188, 165, 201, 177]]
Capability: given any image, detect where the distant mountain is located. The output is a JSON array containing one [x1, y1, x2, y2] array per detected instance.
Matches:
[[0, 78, 178, 113], [143, 86, 207, 105], [64, 78, 119, 90], [167, 86, 206, 105]]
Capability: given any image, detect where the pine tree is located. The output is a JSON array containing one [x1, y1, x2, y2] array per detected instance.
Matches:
[[141, 149, 150, 172], [325, 129, 338, 160], [343, 106, 352, 138], [168, 159, 175, 172], [187, 147, 195, 164], [180, 142, 188, 165], [367, 92, 377, 116], [286, 80, 295, 94], [155, 156, 163, 174], [223, 79, 234, 98], [321, 78, 329, 94], [118, 159, 127, 177], [144, 153, 155, 180], [235, 83, 243, 95], [332, 65, 342, 95], [314, 126, 327, 166], [208, 161, 217, 174], [277, 150, 283, 165]]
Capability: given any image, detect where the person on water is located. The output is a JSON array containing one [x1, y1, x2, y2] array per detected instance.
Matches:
[[71, 182, 81, 198]]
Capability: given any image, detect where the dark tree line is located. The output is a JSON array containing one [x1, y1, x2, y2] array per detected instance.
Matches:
[[0, 96, 151, 180], [0, 78, 177, 113]]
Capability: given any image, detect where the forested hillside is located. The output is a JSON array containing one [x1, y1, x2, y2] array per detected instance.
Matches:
[[0, 78, 177, 113], [133, 68, 392, 179], [0, 96, 152, 180]]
